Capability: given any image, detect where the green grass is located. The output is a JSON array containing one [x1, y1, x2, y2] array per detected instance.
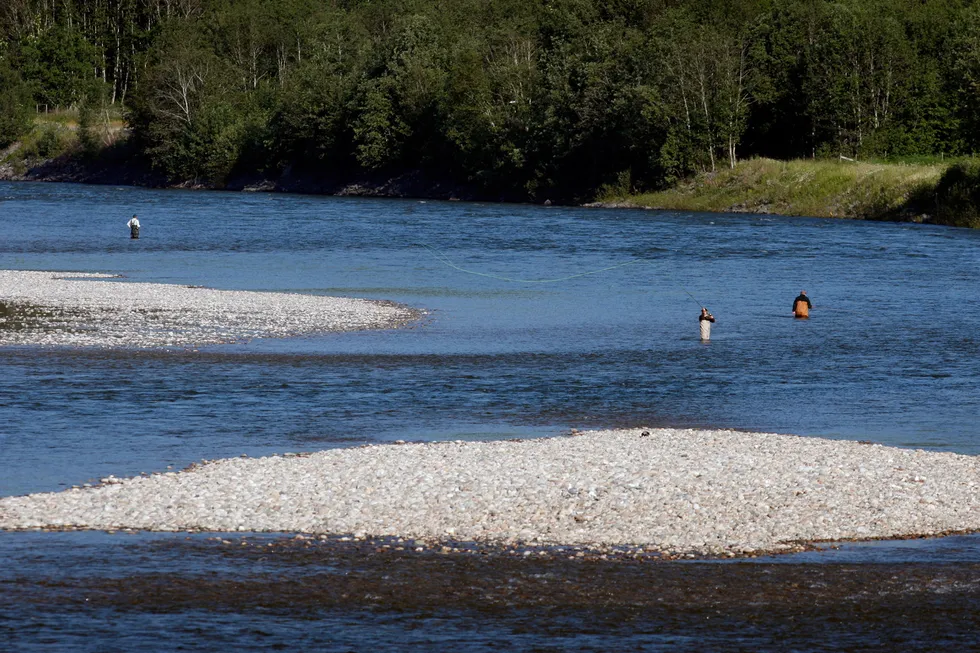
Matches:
[[2, 108, 130, 169], [34, 108, 80, 128], [11, 122, 78, 162], [860, 154, 960, 166], [608, 158, 948, 221], [33, 106, 124, 129]]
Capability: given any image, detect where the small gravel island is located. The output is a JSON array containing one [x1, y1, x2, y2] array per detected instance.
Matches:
[[0, 270, 420, 347], [2, 429, 977, 557]]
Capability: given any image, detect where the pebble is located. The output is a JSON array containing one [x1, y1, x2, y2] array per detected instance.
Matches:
[[2, 429, 978, 556], [0, 270, 420, 348]]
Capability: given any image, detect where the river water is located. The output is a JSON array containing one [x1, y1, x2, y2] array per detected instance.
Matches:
[[1, 181, 978, 651]]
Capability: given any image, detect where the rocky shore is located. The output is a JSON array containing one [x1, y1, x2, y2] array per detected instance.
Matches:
[[2, 428, 977, 557], [0, 150, 487, 201], [0, 270, 421, 348]]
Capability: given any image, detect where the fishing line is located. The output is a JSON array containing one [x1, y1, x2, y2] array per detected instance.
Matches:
[[411, 241, 712, 312], [412, 242, 650, 284], [815, 307, 864, 316]]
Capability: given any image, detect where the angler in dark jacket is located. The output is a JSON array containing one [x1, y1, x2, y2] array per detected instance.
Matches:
[[793, 290, 811, 318]]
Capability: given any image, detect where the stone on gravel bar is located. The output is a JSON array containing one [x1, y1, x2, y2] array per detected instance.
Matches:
[[1, 429, 977, 556], [0, 270, 420, 348]]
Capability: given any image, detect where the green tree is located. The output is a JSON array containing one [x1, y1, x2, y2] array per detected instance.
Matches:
[[802, 1, 912, 158], [77, 79, 113, 155], [0, 57, 34, 147], [19, 23, 97, 108], [267, 7, 369, 171], [951, 5, 980, 154], [129, 20, 244, 183], [353, 78, 410, 170]]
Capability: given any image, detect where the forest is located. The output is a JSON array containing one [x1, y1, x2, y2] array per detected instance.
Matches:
[[2, 0, 980, 202]]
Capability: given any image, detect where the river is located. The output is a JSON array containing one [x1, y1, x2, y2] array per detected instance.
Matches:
[[1, 181, 978, 651]]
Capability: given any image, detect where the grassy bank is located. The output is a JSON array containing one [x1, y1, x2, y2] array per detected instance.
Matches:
[[0, 109, 158, 186], [604, 158, 947, 222], [0, 109, 127, 174]]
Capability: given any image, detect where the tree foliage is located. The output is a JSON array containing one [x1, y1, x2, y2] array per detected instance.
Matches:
[[3, 0, 980, 200], [933, 160, 980, 228], [0, 55, 34, 148]]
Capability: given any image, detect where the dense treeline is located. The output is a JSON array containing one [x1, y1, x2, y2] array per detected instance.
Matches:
[[3, 0, 980, 201]]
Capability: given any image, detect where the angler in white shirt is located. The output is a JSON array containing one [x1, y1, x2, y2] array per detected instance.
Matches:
[[127, 215, 140, 239]]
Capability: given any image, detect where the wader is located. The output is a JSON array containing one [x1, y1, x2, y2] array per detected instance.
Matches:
[[699, 318, 712, 340], [130, 224, 140, 239], [793, 299, 809, 318], [699, 320, 711, 340]]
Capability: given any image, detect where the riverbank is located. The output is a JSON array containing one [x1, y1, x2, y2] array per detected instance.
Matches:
[[3, 137, 966, 217], [0, 270, 421, 348], [2, 428, 977, 557], [595, 158, 946, 222], [0, 138, 488, 201]]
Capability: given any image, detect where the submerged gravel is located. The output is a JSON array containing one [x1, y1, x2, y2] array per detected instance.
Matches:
[[2, 429, 977, 556], [0, 270, 420, 347]]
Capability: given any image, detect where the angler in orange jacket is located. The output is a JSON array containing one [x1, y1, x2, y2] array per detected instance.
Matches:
[[793, 290, 812, 318]]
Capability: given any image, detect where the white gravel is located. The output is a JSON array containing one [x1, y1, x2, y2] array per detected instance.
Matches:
[[0, 270, 420, 347], [2, 428, 977, 556]]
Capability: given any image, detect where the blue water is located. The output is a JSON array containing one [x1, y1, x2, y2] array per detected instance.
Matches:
[[1, 181, 979, 650]]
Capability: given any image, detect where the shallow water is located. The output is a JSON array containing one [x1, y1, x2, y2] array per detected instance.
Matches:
[[1, 181, 979, 650]]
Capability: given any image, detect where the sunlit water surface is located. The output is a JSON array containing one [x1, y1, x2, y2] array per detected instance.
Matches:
[[1, 182, 978, 651]]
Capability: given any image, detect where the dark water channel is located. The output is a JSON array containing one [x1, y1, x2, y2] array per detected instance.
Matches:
[[1, 181, 978, 650]]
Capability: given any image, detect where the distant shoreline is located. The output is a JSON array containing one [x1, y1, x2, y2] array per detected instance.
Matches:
[[0, 150, 492, 203], [3, 153, 977, 228]]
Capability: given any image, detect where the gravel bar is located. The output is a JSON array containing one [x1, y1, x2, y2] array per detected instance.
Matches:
[[2, 429, 978, 556], [0, 270, 420, 347]]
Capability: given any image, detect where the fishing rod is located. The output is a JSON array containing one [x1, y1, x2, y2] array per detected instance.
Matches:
[[414, 242, 712, 312], [682, 288, 706, 309]]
